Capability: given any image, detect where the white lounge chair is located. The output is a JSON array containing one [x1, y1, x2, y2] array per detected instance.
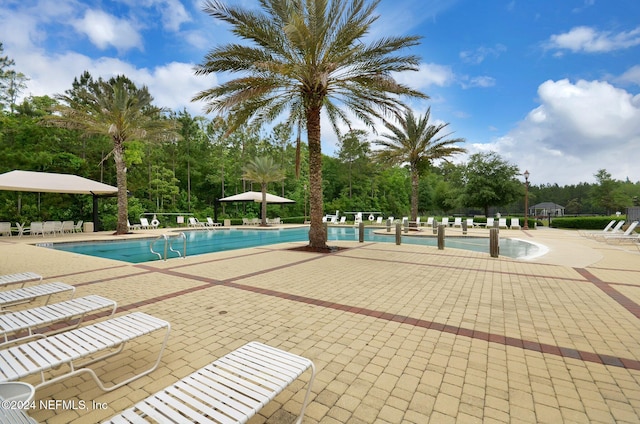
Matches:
[[0, 282, 75, 311], [0, 272, 42, 289], [339, 216, 347, 224], [585, 220, 624, 239], [441, 217, 449, 227], [29, 222, 43, 237], [486, 217, 495, 228], [104, 341, 315, 424], [188, 217, 206, 228], [127, 219, 141, 231], [60, 220, 75, 234], [426, 217, 434, 227], [602, 221, 639, 243], [141, 217, 159, 229], [452, 217, 462, 228], [498, 218, 508, 229], [0, 222, 11, 237], [579, 219, 616, 237], [466, 218, 475, 228], [376, 216, 383, 224], [42, 221, 59, 236], [0, 312, 170, 392], [73, 220, 83, 233], [205, 217, 221, 227], [510, 218, 521, 230], [0, 295, 117, 347], [15, 222, 29, 237]]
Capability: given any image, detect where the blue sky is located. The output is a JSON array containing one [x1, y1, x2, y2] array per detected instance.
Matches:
[[1, 0, 639, 186]]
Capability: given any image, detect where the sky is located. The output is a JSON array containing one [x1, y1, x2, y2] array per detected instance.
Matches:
[[1, 0, 639, 186]]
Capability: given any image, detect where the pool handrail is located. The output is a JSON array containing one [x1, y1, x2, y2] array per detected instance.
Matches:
[[150, 233, 187, 261]]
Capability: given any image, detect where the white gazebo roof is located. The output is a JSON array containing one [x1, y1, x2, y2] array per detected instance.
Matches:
[[0, 170, 118, 195]]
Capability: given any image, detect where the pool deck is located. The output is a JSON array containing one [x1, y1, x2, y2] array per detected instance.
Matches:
[[1, 225, 639, 423]]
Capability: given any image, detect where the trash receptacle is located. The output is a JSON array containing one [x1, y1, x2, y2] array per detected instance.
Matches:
[[83, 222, 94, 233], [224, 219, 231, 227]]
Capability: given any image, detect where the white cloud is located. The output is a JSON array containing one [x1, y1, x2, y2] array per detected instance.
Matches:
[[459, 44, 506, 64], [616, 65, 640, 86], [473, 79, 640, 185], [72, 9, 143, 52], [395, 63, 455, 90], [546, 26, 640, 54], [460, 75, 496, 89]]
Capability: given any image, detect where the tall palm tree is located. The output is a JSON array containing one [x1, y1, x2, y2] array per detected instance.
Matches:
[[243, 156, 286, 226], [45, 75, 178, 234], [193, 0, 426, 249], [375, 108, 466, 223]]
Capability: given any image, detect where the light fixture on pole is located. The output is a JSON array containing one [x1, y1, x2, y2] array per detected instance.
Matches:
[[523, 170, 530, 230]]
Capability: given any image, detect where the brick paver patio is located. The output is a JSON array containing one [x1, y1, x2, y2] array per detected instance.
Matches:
[[1, 225, 639, 423]]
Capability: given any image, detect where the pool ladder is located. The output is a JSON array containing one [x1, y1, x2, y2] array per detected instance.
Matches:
[[150, 233, 187, 261]]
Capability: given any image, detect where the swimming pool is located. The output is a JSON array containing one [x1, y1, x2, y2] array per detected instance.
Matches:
[[47, 227, 543, 263]]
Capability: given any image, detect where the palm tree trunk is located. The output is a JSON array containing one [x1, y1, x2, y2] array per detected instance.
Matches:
[[411, 164, 419, 223], [261, 183, 267, 226], [307, 105, 327, 248], [113, 142, 129, 234]]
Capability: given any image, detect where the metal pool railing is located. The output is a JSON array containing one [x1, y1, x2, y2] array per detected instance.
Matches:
[[149, 233, 187, 261]]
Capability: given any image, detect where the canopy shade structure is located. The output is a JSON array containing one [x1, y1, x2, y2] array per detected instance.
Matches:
[[0, 170, 118, 195], [0, 170, 118, 232], [218, 191, 295, 204]]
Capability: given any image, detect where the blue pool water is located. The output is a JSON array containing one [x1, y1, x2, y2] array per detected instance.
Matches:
[[48, 227, 543, 263]]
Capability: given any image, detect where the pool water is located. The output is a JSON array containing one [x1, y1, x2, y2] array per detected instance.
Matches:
[[48, 227, 543, 263]]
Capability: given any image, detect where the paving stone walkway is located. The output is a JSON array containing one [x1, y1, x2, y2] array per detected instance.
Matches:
[[0, 226, 639, 423]]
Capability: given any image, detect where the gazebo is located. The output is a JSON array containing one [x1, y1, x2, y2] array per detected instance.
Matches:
[[530, 202, 565, 218], [0, 170, 118, 231]]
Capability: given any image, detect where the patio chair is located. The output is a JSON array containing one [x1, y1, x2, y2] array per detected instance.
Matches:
[[601, 221, 639, 243], [0, 295, 117, 347], [582, 220, 622, 238], [486, 217, 495, 228], [0, 312, 170, 392], [442, 217, 450, 227], [60, 220, 75, 234], [0, 222, 11, 237], [127, 220, 141, 231], [73, 220, 83, 233], [29, 222, 44, 237], [15, 222, 29, 237], [376, 216, 383, 224], [339, 216, 347, 224], [452, 217, 462, 228], [205, 217, 221, 227], [578, 219, 616, 237], [188, 217, 205, 228], [42, 221, 58, 236], [104, 341, 315, 424], [0, 282, 75, 311], [140, 217, 158, 229], [498, 218, 508, 229], [426, 217, 435, 227], [466, 218, 475, 228], [0, 272, 42, 289], [510, 218, 521, 230]]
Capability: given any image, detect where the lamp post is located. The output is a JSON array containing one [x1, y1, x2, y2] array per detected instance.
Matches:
[[523, 170, 530, 230]]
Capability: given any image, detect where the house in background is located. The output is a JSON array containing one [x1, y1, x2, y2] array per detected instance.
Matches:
[[530, 202, 565, 218]]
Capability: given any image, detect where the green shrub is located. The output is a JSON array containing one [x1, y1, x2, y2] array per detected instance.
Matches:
[[550, 216, 624, 230]]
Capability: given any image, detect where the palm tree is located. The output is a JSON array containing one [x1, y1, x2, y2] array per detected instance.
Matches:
[[45, 75, 178, 234], [193, 0, 426, 249], [375, 108, 466, 223], [243, 156, 286, 226]]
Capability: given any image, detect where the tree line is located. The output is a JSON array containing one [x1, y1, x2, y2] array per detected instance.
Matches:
[[2, 1, 639, 237]]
